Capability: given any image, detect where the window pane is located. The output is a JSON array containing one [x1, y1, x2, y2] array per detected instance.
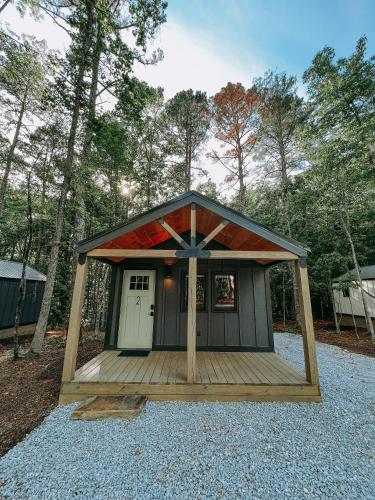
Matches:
[[184, 274, 206, 311], [129, 275, 150, 290], [214, 274, 235, 310]]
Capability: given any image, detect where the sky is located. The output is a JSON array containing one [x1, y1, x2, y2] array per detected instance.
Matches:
[[1, 0, 374, 188]]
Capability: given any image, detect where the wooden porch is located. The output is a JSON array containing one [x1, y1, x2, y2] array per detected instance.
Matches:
[[59, 350, 321, 403]]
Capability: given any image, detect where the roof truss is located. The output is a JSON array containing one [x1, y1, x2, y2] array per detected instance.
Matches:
[[77, 191, 308, 258]]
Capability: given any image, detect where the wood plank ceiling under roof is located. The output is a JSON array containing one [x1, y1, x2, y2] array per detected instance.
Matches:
[[97, 204, 287, 265]]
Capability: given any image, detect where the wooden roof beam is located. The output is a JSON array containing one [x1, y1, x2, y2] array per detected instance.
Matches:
[[88, 249, 178, 258], [88, 249, 298, 261], [208, 250, 298, 260], [196, 219, 229, 249], [157, 218, 190, 249]]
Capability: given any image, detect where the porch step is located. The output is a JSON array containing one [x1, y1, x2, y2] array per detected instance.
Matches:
[[70, 395, 147, 420]]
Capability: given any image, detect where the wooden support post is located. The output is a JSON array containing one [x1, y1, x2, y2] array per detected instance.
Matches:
[[187, 202, 197, 383], [61, 255, 88, 383], [294, 259, 319, 385], [187, 256, 197, 383]]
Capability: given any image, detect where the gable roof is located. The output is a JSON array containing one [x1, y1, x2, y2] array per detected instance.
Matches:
[[333, 265, 375, 282], [77, 191, 309, 257], [0, 260, 46, 281]]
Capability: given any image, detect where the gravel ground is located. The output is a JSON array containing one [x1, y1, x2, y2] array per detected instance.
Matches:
[[0, 332, 374, 499]]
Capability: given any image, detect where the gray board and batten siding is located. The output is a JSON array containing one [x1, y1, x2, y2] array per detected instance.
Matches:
[[104, 258, 274, 352]]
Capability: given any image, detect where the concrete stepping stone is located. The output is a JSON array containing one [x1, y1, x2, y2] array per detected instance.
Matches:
[[71, 395, 147, 420]]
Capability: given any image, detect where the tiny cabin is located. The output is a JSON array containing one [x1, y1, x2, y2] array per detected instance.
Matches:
[[0, 260, 46, 339], [60, 192, 321, 403], [333, 265, 375, 328]]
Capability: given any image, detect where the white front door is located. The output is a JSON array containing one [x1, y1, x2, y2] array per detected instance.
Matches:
[[117, 270, 156, 349]]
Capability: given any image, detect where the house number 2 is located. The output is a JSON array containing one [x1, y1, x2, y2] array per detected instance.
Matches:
[[136, 296, 141, 305]]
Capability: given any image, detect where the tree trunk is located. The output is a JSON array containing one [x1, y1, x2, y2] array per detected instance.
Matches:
[[184, 129, 190, 192], [0, 96, 26, 218], [329, 284, 341, 334], [348, 292, 359, 340], [280, 149, 300, 329], [34, 153, 48, 269], [73, 19, 102, 247], [67, 19, 102, 330], [237, 147, 246, 212], [30, 3, 95, 355], [14, 172, 33, 359], [341, 214, 375, 342], [145, 152, 152, 209], [187, 124, 192, 191]]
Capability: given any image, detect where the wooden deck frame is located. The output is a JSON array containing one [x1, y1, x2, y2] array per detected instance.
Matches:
[[60, 203, 320, 402], [59, 351, 321, 404]]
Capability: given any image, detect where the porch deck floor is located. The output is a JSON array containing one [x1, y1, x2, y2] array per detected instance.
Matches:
[[60, 351, 321, 403], [74, 350, 307, 385]]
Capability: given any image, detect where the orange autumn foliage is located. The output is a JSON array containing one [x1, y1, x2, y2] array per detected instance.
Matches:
[[208, 82, 259, 160]]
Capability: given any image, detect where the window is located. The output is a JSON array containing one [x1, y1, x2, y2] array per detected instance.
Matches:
[[183, 274, 206, 311], [213, 274, 236, 311], [129, 275, 149, 290], [342, 287, 350, 298]]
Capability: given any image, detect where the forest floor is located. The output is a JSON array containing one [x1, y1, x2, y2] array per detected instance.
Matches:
[[274, 320, 375, 357], [0, 331, 103, 457]]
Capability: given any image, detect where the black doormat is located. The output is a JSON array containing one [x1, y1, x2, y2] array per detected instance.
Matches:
[[118, 350, 150, 357]]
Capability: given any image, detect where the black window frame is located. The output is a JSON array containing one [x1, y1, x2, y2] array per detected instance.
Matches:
[[342, 287, 350, 298], [181, 271, 207, 312], [211, 271, 238, 312]]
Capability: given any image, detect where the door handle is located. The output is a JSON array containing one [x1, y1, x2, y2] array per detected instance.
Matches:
[[149, 312, 154, 316]]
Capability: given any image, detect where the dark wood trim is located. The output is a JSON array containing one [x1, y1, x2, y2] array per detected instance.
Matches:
[[78, 252, 87, 265], [104, 267, 117, 348], [264, 268, 275, 351], [176, 249, 210, 258]]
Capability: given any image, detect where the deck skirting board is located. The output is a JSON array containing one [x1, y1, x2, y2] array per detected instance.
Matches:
[[59, 382, 321, 404]]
